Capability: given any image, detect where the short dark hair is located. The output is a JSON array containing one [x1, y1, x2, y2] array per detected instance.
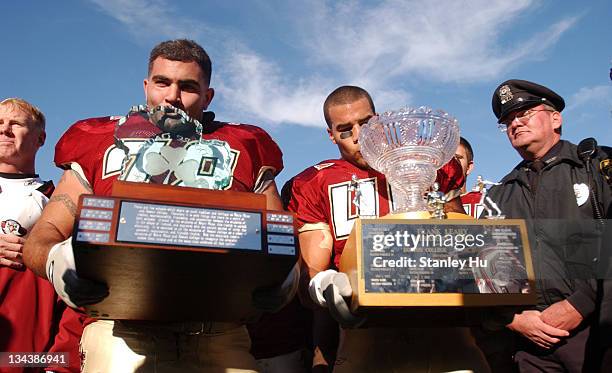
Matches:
[[323, 86, 375, 128], [459, 137, 474, 163], [148, 39, 212, 85]]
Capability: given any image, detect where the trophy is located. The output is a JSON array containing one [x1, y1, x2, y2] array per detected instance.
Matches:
[[359, 107, 460, 215], [72, 106, 298, 322], [339, 107, 535, 323]]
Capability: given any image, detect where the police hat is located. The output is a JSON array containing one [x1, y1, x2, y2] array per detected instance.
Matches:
[[492, 79, 565, 123]]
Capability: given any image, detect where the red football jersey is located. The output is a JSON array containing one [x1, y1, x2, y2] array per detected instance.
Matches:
[[52, 112, 283, 369], [286, 159, 393, 269], [461, 190, 484, 218], [286, 158, 466, 269], [54, 113, 283, 195]]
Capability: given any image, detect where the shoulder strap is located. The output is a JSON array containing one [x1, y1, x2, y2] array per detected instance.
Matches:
[[578, 138, 607, 221]]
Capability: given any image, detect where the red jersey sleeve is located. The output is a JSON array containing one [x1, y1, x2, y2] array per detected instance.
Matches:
[[233, 123, 283, 178], [286, 167, 328, 229], [54, 117, 118, 187]]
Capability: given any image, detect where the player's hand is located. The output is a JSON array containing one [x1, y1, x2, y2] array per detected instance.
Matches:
[[309, 269, 341, 307], [540, 299, 583, 332], [507, 310, 569, 349], [311, 270, 366, 328], [252, 263, 300, 312], [0, 233, 25, 269], [46, 238, 109, 308]]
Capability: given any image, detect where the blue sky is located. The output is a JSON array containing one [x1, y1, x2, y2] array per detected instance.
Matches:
[[3, 0, 612, 190]]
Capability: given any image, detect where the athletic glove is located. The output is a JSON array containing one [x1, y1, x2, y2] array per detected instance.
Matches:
[[46, 238, 109, 308], [309, 269, 366, 328]]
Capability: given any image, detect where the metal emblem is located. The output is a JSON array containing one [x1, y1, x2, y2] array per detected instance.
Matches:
[[498, 85, 513, 105], [349, 174, 362, 211]]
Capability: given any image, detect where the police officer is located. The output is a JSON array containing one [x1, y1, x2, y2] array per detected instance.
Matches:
[[486, 79, 612, 372]]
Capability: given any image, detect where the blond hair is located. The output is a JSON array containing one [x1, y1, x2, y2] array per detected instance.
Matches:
[[0, 98, 46, 130]]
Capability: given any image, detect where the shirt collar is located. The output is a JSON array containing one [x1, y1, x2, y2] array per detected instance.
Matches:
[[500, 140, 582, 185], [0, 172, 39, 179]]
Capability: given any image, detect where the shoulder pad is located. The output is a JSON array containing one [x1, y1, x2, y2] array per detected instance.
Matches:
[[55, 116, 118, 172], [313, 162, 336, 171], [66, 116, 119, 135]]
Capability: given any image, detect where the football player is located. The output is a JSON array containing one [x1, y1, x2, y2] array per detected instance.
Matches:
[[0, 98, 83, 372], [23, 40, 285, 372], [457, 137, 486, 218], [285, 86, 489, 372], [456, 136, 475, 194]]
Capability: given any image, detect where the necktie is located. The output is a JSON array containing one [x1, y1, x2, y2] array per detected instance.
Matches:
[[527, 159, 545, 192]]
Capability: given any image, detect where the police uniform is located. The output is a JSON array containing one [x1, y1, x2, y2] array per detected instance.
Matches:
[[485, 80, 612, 372]]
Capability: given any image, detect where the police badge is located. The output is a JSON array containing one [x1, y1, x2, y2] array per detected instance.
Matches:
[[498, 84, 513, 105]]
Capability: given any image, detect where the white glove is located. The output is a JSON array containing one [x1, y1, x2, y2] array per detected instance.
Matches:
[[310, 270, 365, 328], [309, 269, 353, 307], [46, 238, 108, 308]]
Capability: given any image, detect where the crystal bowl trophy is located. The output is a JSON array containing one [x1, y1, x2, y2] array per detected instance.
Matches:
[[360, 107, 460, 215], [71, 106, 298, 322], [338, 107, 535, 325]]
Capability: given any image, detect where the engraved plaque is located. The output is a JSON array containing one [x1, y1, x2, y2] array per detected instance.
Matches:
[[339, 216, 536, 312], [361, 221, 531, 295], [116, 201, 262, 251], [73, 182, 298, 322]]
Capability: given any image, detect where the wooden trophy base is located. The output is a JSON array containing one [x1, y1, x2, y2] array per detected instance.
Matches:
[[339, 211, 535, 326], [73, 181, 298, 322]]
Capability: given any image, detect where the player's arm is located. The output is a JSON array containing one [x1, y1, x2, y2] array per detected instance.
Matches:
[[24, 168, 108, 308], [298, 228, 337, 372], [254, 168, 283, 211], [299, 227, 333, 280], [250, 173, 296, 311], [297, 226, 335, 309], [300, 227, 364, 328], [24, 168, 91, 278], [261, 180, 283, 211]]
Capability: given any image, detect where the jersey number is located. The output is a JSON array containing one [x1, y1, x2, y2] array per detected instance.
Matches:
[[329, 177, 380, 239]]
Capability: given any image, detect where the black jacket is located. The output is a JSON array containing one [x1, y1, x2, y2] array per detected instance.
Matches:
[[488, 140, 612, 318]]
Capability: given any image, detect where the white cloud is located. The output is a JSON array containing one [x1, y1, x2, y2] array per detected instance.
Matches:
[[85, 0, 579, 128], [567, 85, 612, 111], [301, 0, 578, 84], [216, 50, 331, 126], [217, 0, 578, 126], [215, 48, 414, 127], [87, 0, 204, 41]]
